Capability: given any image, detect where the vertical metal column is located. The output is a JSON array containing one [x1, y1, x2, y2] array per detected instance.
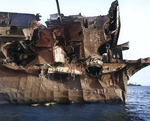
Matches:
[[55, 0, 62, 24]]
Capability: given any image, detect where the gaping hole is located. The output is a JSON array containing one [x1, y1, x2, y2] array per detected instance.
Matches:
[[86, 66, 101, 77]]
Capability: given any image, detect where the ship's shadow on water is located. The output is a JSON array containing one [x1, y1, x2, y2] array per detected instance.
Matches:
[[0, 86, 149, 121]]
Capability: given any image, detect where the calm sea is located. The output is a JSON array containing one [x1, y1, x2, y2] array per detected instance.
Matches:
[[0, 86, 149, 121]]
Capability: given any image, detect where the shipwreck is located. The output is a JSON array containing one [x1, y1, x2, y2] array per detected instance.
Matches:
[[0, 0, 149, 104]]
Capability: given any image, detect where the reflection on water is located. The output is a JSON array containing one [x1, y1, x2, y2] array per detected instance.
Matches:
[[0, 86, 149, 121]]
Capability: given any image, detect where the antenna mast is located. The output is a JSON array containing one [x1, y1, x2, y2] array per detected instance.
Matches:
[[55, 0, 62, 23]]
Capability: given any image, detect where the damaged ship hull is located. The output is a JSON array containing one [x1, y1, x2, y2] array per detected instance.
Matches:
[[0, 66, 124, 104], [1, 57, 150, 104], [0, 0, 150, 104]]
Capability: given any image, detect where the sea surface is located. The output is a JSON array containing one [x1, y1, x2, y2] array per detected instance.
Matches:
[[0, 86, 149, 121]]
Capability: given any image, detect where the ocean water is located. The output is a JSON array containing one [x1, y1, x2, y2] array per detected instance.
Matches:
[[0, 86, 149, 121]]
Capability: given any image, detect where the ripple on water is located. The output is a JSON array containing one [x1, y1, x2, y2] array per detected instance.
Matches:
[[126, 86, 150, 121]]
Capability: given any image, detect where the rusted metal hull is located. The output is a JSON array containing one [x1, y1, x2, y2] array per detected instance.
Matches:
[[0, 66, 124, 104], [1, 58, 150, 104]]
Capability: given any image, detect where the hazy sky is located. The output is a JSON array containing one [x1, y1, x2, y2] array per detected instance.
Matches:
[[1, 0, 150, 85]]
